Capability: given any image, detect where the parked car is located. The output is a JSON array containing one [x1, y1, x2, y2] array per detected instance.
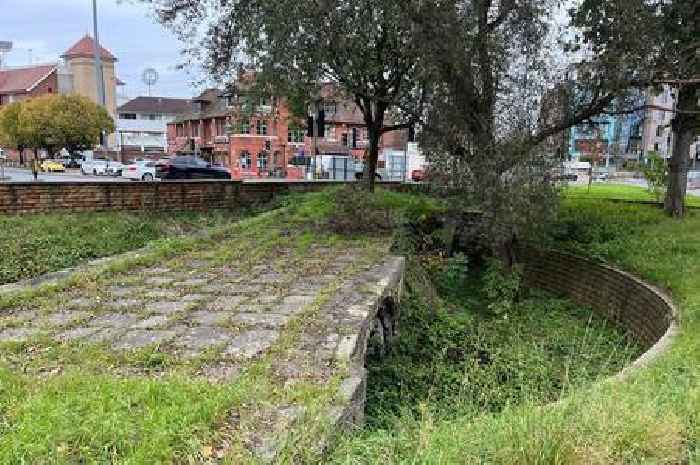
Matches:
[[687, 171, 700, 189], [411, 169, 425, 182], [592, 169, 609, 182], [40, 160, 66, 172], [156, 155, 231, 180], [81, 158, 109, 176], [106, 161, 125, 177], [55, 156, 81, 169], [122, 160, 161, 182]]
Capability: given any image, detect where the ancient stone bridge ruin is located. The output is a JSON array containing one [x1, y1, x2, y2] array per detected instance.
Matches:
[[0, 239, 405, 461], [0, 237, 677, 461]]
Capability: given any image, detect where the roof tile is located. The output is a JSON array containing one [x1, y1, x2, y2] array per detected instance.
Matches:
[[117, 96, 193, 115], [0, 64, 56, 94], [62, 35, 116, 61]]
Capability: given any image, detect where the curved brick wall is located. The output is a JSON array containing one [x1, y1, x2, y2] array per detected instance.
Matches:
[[518, 248, 678, 373]]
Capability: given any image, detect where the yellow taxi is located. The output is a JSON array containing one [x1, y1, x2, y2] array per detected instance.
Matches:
[[41, 160, 66, 172]]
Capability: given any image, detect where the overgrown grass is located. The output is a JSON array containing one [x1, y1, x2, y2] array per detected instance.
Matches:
[[0, 187, 440, 464], [0, 210, 245, 284], [364, 262, 639, 431], [565, 182, 700, 207], [330, 199, 700, 465], [0, 369, 230, 463], [4, 189, 697, 464]]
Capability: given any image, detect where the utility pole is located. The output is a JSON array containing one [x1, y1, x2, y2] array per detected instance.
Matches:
[[92, 0, 107, 147], [92, 0, 106, 108], [313, 100, 319, 180]]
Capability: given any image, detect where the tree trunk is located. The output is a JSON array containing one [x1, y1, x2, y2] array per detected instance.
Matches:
[[664, 85, 697, 218], [32, 148, 39, 181], [364, 125, 382, 193], [496, 233, 517, 273]]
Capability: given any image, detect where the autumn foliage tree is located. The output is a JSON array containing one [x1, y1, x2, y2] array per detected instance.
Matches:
[[0, 94, 114, 163], [0, 102, 30, 165]]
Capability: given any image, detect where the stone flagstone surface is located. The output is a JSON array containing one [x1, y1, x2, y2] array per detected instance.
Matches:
[[0, 240, 405, 462]]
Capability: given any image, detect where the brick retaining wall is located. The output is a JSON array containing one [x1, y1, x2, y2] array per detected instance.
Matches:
[[518, 247, 677, 355], [0, 180, 403, 215]]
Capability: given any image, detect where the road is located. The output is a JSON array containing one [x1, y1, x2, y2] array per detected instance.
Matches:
[[0, 167, 130, 183], [0, 167, 698, 196]]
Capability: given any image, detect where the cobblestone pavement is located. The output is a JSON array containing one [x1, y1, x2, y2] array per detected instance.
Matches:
[[0, 244, 380, 374], [0, 225, 404, 462]]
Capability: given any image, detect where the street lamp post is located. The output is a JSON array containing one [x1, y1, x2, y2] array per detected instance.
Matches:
[[92, 0, 107, 147], [92, 0, 106, 108]]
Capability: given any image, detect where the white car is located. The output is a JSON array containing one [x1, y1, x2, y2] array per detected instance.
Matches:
[[81, 159, 110, 176], [105, 161, 125, 177], [122, 160, 159, 181]]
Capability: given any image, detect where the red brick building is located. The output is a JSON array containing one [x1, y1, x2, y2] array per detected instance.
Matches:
[[168, 87, 302, 178], [167, 77, 409, 180], [0, 64, 58, 107]]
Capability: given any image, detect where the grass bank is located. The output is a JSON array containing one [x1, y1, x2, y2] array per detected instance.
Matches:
[[565, 182, 700, 207], [330, 199, 699, 465], [0, 187, 441, 464], [0, 210, 245, 285]]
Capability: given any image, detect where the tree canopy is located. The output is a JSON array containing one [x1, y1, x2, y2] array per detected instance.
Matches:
[[571, 0, 699, 216], [0, 94, 114, 159], [147, 0, 423, 191]]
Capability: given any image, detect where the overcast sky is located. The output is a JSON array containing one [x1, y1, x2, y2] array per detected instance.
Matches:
[[1, 0, 199, 98]]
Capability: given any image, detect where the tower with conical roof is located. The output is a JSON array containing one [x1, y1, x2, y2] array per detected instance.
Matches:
[[62, 35, 118, 144]]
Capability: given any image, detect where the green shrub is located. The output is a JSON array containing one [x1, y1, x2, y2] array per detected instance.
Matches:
[[325, 185, 394, 235], [641, 152, 668, 201], [361, 257, 639, 432], [440, 253, 469, 290], [317, 185, 446, 236], [483, 259, 522, 316]]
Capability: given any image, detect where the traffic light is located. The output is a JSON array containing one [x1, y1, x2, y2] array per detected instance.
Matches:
[[317, 110, 325, 138], [306, 110, 326, 138], [307, 116, 314, 137]]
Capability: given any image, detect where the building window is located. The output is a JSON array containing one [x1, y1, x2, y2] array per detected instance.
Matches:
[[176, 124, 184, 137], [256, 119, 268, 136], [654, 143, 660, 152], [192, 122, 200, 137], [234, 120, 250, 135], [656, 125, 664, 137], [360, 127, 368, 141], [257, 152, 268, 170], [325, 124, 335, 141], [240, 151, 252, 169], [341, 133, 349, 147], [120, 113, 137, 120], [322, 100, 336, 115], [288, 128, 305, 143], [350, 128, 358, 148], [215, 118, 226, 136]]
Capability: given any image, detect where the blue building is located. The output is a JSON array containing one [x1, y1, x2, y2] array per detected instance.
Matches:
[[568, 111, 644, 164]]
